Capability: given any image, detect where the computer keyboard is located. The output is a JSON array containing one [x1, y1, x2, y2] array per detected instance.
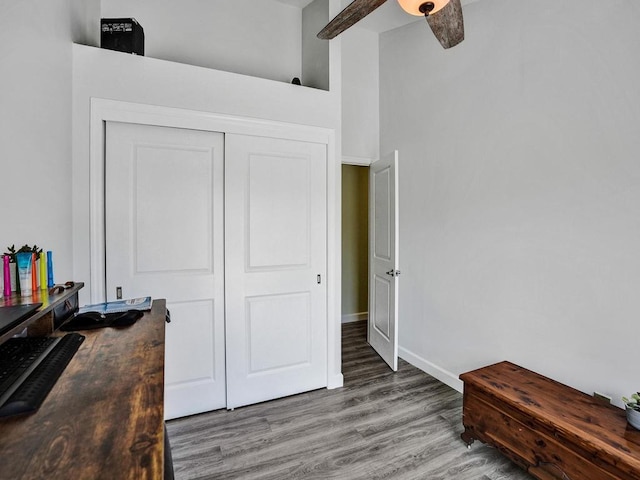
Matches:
[[0, 333, 84, 417]]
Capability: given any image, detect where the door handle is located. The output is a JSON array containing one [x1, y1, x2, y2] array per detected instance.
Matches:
[[386, 269, 401, 277]]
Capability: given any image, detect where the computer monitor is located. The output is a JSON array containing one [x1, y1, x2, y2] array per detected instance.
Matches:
[[0, 303, 42, 337]]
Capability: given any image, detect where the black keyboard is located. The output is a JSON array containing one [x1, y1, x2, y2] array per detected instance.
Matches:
[[0, 333, 84, 417]]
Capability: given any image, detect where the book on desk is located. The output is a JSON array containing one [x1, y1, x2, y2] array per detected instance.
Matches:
[[77, 296, 153, 315]]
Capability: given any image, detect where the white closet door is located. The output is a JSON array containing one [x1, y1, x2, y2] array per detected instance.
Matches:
[[225, 134, 328, 409], [105, 122, 226, 419]]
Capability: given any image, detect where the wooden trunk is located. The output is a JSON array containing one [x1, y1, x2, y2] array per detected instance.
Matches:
[[460, 361, 640, 480]]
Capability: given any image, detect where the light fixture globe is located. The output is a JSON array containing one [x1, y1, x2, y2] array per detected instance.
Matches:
[[397, 0, 450, 16]]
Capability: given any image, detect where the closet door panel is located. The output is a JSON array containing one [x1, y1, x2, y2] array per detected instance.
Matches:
[[105, 122, 226, 419], [225, 134, 328, 409]]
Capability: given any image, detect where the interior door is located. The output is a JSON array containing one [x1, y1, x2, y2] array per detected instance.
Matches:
[[368, 151, 399, 371], [224, 134, 328, 409], [105, 122, 226, 419]]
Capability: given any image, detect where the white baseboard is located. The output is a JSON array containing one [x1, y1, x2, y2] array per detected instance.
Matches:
[[399, 347, 463, 393], [341, 312, 368, 324]]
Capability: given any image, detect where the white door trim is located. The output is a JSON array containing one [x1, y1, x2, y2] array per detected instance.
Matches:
[[87, 97, 343, 390], [342, 155, 374, 167]]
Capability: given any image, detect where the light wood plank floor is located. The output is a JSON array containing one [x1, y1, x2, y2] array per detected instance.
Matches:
[[167, 322, 533, 479]]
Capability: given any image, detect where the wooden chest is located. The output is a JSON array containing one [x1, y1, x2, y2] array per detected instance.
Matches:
[[460, 361, 640, 480]]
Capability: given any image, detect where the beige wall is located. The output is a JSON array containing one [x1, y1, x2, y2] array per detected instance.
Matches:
[[341, 165, 369, 321]]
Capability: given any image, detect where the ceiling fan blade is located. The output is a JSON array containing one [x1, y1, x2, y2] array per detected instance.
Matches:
[[317, 0, 388, 40], [426, 0, 464, 49]]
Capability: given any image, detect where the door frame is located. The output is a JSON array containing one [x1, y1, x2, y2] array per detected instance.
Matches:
[[341, 154, 399, 368], [84, 98, 343, 389], [341, 156, 373, 334]]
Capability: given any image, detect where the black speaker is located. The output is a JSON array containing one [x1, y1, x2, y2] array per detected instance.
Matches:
[[101, 18, 144, 56]]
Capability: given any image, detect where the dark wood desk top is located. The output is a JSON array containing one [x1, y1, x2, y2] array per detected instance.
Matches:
[[0, 299, 166, 480]]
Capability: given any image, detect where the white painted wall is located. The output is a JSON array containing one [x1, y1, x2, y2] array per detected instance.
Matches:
[[71, 0, 101, 47], [341, 27, 379, 161], [0, 0, 98, 284], [380, 0, 640, 406], [101, 0, 302, 83], [302, 0, 330, 90]]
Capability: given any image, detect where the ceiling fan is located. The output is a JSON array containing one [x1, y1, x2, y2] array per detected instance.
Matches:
[[317, 0, 464, 49]]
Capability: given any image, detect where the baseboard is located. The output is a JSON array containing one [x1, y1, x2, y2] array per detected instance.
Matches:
[[341, 312, 367, 324], [399, 346, 463, 393]]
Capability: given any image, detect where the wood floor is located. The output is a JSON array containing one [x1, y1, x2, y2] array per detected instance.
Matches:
[[166, 322, 534, 479]]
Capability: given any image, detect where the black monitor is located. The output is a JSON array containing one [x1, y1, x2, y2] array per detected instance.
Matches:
[[0, 303, 42, 337]]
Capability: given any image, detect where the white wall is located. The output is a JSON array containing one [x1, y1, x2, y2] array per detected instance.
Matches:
[[101, 0, 302, 83], [0, 0, 98, 284], [302, 0, 330, 90], [341, 27, 379, 161], [71, 0, 101, 47], [380, 0, 640, 406]]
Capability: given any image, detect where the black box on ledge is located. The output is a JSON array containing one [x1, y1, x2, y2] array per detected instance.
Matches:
[[101, 18, 144, 56]]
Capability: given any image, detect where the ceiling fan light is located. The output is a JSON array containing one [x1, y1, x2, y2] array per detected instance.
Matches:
[[397, 0, 449, 16]]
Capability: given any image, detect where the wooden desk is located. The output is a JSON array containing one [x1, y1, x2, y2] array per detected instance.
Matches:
[[461, 361, 640, 480], [0, 299, 167, 480]]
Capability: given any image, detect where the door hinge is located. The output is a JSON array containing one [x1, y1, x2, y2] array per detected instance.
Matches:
[[317, 274, 321, 284], [116, 286, 123, 299]]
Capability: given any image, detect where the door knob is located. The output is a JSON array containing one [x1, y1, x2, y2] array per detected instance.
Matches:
[[386, 269, 401, 277]]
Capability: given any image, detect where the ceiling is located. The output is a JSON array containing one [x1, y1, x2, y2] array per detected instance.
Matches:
[[274, 0, 479, 34]]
